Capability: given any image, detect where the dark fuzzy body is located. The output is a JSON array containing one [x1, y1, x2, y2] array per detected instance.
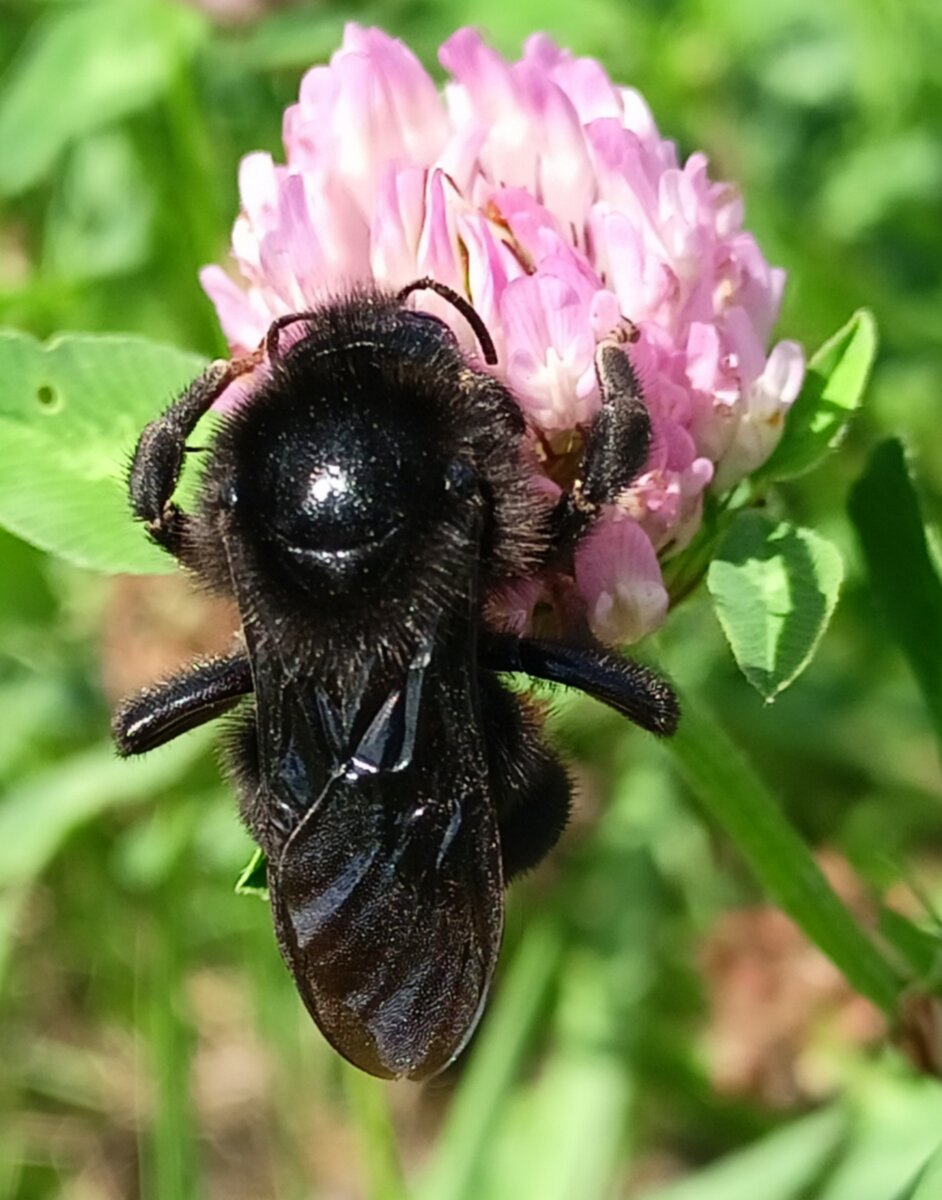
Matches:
[[113, 285, 678, 1081], [191, 292, 548, 671]]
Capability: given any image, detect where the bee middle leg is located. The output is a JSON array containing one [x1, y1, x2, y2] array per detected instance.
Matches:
[[112, 651, 253, 756], [482, 631, 678, 737], [548, 337, 652, 556], [480, 673, 571, 880]]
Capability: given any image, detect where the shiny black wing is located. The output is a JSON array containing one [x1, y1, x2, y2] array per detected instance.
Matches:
[[268, 662, 503, 1081], [271, 693, 503, 1080], [224, 539, 503, 1080]]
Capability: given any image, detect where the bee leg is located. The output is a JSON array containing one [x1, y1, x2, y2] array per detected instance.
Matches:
[[481, 672, 571, 880], [219, 710, 299, 863], [549, 338, 651, 555], [218, 708, 279, 857], [112, 651, 253, 756], [128, 355, 258, 561], [482, 631, 679, 737], [497, 750, 572, 881]]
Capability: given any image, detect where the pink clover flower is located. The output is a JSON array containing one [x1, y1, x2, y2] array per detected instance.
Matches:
[[200, 25, 804, 644]]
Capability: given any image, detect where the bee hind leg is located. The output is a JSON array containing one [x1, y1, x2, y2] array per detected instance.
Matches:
[[481, 673, 572, 881], [496, 750, 572, 881], [217, 709, 292, 862]]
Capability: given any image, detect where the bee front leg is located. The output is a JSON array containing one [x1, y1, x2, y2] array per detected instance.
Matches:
[[549, 337, 652, 555], [113, 652, 253, 756], [128, 355, 258, 562]]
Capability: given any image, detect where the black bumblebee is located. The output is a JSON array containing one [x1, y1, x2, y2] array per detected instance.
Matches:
[[113, 279, 678, 1080]]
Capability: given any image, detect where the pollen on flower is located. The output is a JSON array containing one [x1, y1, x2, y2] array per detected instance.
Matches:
[[200, 24, 804, 646]]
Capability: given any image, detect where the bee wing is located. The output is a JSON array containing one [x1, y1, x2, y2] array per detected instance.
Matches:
[[220, 515, 501, 1079], [269, 670, 504, 1080]]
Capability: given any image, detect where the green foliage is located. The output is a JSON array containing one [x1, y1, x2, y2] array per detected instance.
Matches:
[[420, 760, 669, 1200], [757, 309, 877, 484], [0, 1, 206, 199], [640, 1108, 848, 1200], [708, 513, 844, 700], [234, 847, 268, 897], [893, 1143, 942, 1200], [664, 689, 901, 1014], [1, 1, 942, 1198], [849, 439, 942, 756], [643, 1073, 942, 1200], [0, 331, 205, 572], [0, 735, 210, 893]]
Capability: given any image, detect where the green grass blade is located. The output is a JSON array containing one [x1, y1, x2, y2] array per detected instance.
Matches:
[[344, 1070, 409, 1200], [816, 1074, 942, 1200], [892, 1141, 942, 1200], [417, 916, 565, 1200], [480, 762, 671, 1200], [0, 734, 211, 995], [756, 309, 877, 484], [640, 1108, 847, 1200], [663, 688, 902, 1013], [0, 734, 210, 890], [878, 906, 942, 981], [848, 438, 942, 757], [140, 887, 199, 1200]]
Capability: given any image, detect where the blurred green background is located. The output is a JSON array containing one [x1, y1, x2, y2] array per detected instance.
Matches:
[[1, 1, 942, 1198]]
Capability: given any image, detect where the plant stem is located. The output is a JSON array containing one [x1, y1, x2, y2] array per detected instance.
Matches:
[[664, 687, 903, 1015]]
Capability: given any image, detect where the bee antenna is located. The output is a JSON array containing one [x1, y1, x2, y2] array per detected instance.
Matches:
[[397, 277, 498, 366]]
